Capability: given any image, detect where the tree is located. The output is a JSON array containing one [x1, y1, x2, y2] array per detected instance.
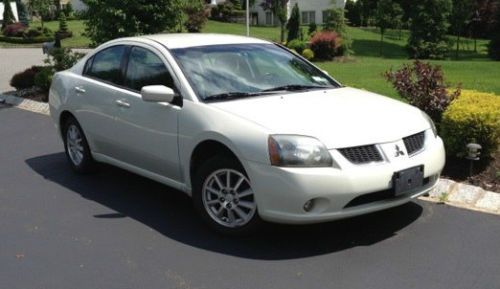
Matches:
[[83, 0, 182, 46], [375, 0, 402, 56], [488, 2, 500, 60], [345, 0, 362, 26], [28, 0, 52, 28], [260, 0, 288, 42], [2, 0, 16, 30], [322, 7, 351, 56], [286, 3, 299, 42], [357, 0, 378, 26], [408, 0, 452, 59], [450, 0, 473, 59], [16, 0, 29, 25], [183, 0, 208, 33]]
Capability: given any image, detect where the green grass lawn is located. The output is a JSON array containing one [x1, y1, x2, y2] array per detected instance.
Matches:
[[2, 19, 498, 98]]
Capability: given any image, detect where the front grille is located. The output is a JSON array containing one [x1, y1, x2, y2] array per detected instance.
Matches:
[[338, 145, 383, 164], [403, 131, 426, 155]]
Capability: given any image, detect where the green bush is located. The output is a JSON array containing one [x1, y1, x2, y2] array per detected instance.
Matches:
[[45, 48, 86, 71], [441, 90, 500, 158], [10, 66, 42, 90], [34, 67, 54, 93], [287, 39, 306, 54], [302, 48, 314, 60], [286, 3, 300, 42], [0, 35, 54, 43]]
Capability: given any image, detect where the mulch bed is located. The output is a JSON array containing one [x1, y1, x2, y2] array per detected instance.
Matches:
[[442, 150, 500, 193], [5, 88, 48, 102]]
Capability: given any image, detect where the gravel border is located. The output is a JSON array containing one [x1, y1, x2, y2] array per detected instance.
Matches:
[[0, 93, 49, 115], [1, 93, 498, 215]]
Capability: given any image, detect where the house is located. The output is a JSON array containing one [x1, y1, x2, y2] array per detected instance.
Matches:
[[0, 1, 19, 23], [251, 0, 346, 26]]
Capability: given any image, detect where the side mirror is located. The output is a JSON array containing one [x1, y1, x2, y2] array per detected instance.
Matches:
[[141, 85, 175, 103]]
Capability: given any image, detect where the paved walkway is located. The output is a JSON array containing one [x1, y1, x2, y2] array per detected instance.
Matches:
[[0, 48, 46, 92]]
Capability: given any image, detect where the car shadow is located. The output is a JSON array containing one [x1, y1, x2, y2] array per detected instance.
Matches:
[[26, 152, 423, 260]]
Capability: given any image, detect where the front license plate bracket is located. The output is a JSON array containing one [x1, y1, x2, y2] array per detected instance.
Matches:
[[393, 165, 424, 196]]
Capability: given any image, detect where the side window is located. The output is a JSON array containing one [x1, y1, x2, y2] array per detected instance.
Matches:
[[85, 45, 126, 85], [124, 47, 175, 92]]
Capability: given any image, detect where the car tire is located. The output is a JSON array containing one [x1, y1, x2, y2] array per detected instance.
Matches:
[[62, 116, 96, 174], [193, 155, 263, 235]]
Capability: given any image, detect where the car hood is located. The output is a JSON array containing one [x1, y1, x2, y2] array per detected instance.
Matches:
[[210, 87, 429, 149]]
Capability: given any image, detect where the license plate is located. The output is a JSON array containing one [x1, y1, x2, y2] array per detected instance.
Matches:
[[393, 165, 424, 196]]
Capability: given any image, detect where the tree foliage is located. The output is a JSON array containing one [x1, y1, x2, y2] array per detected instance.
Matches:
[[450, 0, 473, 59], [488, 2, 500, 60], [344, 0, 361, 26], [375, 0, 402, 55], [82, 0, 182, 46], [2, 0, 16, 30], [28, 0, 53, 28], [407, 0, 452, 59], [16, 0, 29, 25], [286, 3, 299, 42], [260, 0, 288, 42], [183, 0, 208, 33]]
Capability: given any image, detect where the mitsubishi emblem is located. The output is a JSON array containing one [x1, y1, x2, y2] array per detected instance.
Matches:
[[395, 145, 405, 157]]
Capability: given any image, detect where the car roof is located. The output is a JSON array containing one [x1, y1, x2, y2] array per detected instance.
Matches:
[[137, 33, 271, 49]]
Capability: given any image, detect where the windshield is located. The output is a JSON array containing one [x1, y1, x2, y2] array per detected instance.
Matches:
[[170, 44, 340, 101]]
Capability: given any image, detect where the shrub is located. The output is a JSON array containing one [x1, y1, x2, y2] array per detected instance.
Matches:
[[384, 60, 460, 123], [441, 90, 500, 158], [0, 35, 54, 43], [23, 28, 42, 38], [2, 23, 26, 37], [34, 67, 54, 93], [308, 22, 317, 35], [310, 31, 341, 60], [407, 0, 452, 59], [210, 2, 235, 22], [183, 1, 208, 33], [287, 39, 306, 54], [286, 3, 300, 42], [1, 0, 16, 29], [302, 48, 315, 60], [10, 66, 42, 90], [45, 48, 86, 71]]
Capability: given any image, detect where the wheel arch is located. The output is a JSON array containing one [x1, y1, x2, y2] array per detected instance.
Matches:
[[189, 139, 247, 190]]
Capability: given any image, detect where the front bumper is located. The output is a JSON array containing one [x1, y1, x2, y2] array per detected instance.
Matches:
[[246, 134, 445, 224]]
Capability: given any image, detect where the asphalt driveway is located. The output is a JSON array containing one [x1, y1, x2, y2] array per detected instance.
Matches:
[[1, 105, 499, 289]]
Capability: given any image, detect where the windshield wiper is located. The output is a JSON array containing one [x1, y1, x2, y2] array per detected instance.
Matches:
[[204, 92, 264, 102], [262, 84, 330, 92]]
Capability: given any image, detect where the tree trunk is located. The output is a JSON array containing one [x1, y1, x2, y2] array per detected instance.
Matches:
[[380, 28, 384, 56], [280, 23, 285, 43], [455, 30, 460, 60]]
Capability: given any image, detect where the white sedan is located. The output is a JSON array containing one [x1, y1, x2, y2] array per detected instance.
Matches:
[[49, 34, 445, 234]]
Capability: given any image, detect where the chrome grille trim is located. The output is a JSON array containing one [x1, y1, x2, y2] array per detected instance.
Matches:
[[403, 131, 426, 156], [338, 145, 384, 164]]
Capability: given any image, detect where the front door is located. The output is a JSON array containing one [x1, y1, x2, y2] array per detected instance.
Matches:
[[111, 45, 181, 182]]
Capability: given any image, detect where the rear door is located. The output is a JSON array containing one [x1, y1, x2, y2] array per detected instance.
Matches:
[[74, 45, 127, 156]]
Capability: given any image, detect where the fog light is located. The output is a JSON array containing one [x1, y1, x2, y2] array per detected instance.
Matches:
[[303, 200, 314, 212]]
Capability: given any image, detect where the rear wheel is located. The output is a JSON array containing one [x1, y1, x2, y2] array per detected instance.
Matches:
[[193, 156, 262, 235], [62, 117, 96, 174]]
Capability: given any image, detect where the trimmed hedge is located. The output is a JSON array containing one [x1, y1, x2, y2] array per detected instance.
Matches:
[[302, 48, 314, 60], [441, 90, 500, 158], [0, 35, 54, 44]]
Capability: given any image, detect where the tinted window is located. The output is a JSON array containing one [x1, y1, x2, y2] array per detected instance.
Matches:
[[86, 46, 126, 85], [124, 47, 174, 92]]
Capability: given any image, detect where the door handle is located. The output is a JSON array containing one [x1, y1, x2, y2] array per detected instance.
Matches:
[[74, 86, 86, 93], [115, 99, 131, 108]]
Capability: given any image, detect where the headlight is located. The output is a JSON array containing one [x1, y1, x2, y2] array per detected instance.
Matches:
[[421, 111, 437, 137], [268, 135, 333, 167]]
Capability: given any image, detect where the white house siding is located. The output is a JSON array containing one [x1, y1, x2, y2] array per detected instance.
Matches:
[[0, 2, 19, 22], [251, 0, 345, 26]]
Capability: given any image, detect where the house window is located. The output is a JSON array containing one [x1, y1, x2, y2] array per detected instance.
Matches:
[[322, 10, 330, 24], [265, 12, 273, 26], [301, 11, 316, 25]]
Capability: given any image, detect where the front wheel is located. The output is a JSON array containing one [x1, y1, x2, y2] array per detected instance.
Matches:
[[193, 156, 262, 235]]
